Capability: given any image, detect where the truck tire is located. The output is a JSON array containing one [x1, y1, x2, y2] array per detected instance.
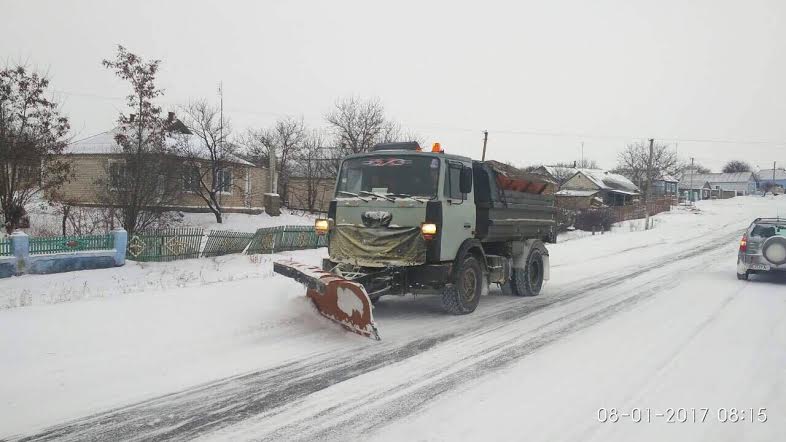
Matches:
[[503, 247, 545, 296], [442, 255, 483, 315]]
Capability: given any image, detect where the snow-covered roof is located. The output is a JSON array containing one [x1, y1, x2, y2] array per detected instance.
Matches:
[[678, 176, 712, 190], [682, 172, 756, 184], [66, 128, 255, 167], [572, 169, 641, 194], [555, 189, 599, 197], [656, 174, 679, 183]]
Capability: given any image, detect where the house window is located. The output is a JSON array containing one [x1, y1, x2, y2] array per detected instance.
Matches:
[[108, 160, 127, 190], [183, 166, 201, 192], [218, 169, 232, 193]]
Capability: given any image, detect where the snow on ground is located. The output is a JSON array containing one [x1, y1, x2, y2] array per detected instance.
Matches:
[[1, 196, 785, 440], [20, 201, 316, 237], [1, 253, 277, 309], [180, 209, 316, 232], [370, 256, 786, 442], [0, 248, 334, 437]]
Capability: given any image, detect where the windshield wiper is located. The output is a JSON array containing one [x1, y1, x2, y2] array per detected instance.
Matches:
[[388, 193, 428, 203], [337, 191, 369, 201], [359, 191, 396, 202]]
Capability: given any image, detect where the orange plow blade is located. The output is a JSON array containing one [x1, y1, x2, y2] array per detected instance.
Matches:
[[273, 260, 380, 340]]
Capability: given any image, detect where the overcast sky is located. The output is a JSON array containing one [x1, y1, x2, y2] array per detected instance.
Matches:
[[2, 0, 785, 171]]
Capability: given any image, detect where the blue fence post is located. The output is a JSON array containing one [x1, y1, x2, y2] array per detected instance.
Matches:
[[112, 228, 127, 266], [10, 230, 29, 275]]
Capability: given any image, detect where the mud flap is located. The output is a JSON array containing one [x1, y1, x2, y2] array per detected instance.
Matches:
[[273, 260, 380, 340]]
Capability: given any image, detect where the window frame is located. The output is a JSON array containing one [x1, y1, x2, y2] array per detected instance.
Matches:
[[217, 168, 233, 195], [108, 159, 128, 191], [182, 165, 202, 193], [444, 160, 466, 201]]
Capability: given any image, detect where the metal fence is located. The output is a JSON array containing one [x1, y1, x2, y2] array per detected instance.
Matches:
[[126, 228, 204, 262], [28, 234, 113, 255], [569, 197, 676, 232], [247, 225, 327, 255], [0, 239, 11, 256], [201, 230, 255, 258]]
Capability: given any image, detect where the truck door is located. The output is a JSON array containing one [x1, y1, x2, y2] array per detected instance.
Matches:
[[440, 160, 475, 261]]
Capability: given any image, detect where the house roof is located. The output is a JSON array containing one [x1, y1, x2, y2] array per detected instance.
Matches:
[[571, 169, 641, 194], [534, 165, 578, 180], [66, 127, 255, 167], [656, 174, 679, 183], [682, 172, 757, 184], [679, 176, 712, 190], [759, 169, 786, 181]]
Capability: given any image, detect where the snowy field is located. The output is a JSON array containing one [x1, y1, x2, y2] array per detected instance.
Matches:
[[1, 196, 785, 441]]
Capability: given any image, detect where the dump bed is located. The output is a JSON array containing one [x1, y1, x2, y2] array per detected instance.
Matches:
[[473, 160, 556, 243]]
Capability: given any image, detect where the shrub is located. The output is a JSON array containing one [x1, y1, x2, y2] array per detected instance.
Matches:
[[575, 209, 616, 232]]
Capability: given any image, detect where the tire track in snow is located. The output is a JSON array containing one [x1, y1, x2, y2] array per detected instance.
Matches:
[[249, 235, 739, 441], [15, 230, 742, 442]]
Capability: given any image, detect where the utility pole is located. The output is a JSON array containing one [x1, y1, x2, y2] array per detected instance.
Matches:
[[580, 141, 584, 167], [481, 130, 489, 161], [644, 138, 655, 230]]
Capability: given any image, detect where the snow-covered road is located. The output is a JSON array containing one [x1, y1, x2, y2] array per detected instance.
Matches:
[[2, 197, 785, 441]]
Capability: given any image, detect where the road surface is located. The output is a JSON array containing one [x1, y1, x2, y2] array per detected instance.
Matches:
[[5, 198, 785, 441]]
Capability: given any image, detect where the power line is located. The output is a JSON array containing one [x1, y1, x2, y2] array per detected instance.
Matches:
[[53, 88, 786, 147]]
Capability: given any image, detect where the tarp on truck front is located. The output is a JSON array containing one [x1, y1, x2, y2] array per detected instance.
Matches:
[[330, 225, 426, 267]]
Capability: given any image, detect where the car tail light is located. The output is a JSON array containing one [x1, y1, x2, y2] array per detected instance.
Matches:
[[739, 235, 747, 252]]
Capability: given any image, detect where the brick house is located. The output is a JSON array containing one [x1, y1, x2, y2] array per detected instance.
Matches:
[[286, 177, 335, 212], [58, 124, 270, 213]]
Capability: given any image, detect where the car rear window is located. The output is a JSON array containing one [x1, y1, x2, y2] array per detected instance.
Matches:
[[751, 223, 786, 238]]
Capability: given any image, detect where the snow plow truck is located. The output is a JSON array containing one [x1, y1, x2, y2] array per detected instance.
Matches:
[[274, 141, 557, 340]]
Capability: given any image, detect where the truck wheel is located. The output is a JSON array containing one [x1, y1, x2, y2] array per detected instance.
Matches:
[[442, 256, 482, 315], [504, 248, 545, 296]]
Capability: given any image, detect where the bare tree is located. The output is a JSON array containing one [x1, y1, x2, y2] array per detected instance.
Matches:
[[681, 161, 711, 175], [0, 66, 71, 233], [289, 130, 331, 212], [722, 160, 752, 173], [325, 97, 388, 155], [575, 158, 600, 169], [241, 116, 306, 201], [615, 141, 679, 197], [175, 100, 237, 223], [98, 45, 181, 236]]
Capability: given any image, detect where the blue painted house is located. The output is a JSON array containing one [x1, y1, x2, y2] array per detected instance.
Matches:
[[758, 168, 786, 190]]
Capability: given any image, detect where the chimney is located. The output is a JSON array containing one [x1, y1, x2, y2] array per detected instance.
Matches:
[[129, 114, 136, 123], [167, 111, 175, 123]]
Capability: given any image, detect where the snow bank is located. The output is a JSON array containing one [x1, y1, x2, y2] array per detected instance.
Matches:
[[180, 209, 315, 232]]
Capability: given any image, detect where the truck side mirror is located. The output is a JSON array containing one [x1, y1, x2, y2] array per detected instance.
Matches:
[[459, 166, 473, 194]]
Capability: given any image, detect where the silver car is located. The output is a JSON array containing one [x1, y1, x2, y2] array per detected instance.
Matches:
[[737, 217, 786, 280]]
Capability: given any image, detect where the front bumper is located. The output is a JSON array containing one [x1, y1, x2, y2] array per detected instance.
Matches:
[[737, 254, 786, 273], [323, 259, 453, 296]]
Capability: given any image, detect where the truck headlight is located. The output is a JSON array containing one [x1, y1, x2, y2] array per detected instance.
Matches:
[[421, 223, 437, 240], [315, 219, 330, 235]]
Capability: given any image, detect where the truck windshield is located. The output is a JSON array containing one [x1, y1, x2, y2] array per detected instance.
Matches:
[[337, 155, 440, 199]]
